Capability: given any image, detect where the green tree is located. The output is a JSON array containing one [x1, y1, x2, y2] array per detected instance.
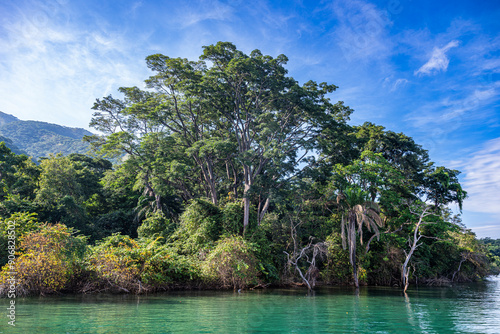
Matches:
[[36, 155, 85, 206], [423, 166, 467, 210], [89, 41, 352, 232], [198, 42, 351, 230], [35, 154, 113, 235], [354, 122, 430, 177], [0, 142, 40, 202], [337, 186, 383, 288]]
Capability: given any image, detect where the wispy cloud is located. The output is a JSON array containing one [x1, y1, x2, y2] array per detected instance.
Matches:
[[328, 0, 393, 64], [473, 225, 500, 233], [414, 40, 460, 76], [174, 0, 234, 28], [405, 28, 499, 133], [460, 138, 500, 214], [0, 2, 148, 129], [129, 1, 143, 15], [383, 77, 409, 92], [406, 82, 498, 130], [467, 222, 500, 239]]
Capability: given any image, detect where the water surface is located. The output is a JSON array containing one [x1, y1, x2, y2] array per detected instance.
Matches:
[[1, 276, 499, 333]]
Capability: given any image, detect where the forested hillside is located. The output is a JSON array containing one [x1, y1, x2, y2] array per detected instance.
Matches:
[[0, 42, 497, 296], [0, 111, 91, 159], [0, 135, 27, 156]]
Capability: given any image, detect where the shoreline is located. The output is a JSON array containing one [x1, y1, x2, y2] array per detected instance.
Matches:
[[4, 276, 498, 298]]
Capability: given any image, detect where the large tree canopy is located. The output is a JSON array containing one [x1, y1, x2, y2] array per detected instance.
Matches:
[[88, 42, 352, 230]]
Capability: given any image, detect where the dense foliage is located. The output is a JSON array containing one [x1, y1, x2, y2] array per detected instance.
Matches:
[[481, 238, 500, 272], [0, 42, 497, 296]]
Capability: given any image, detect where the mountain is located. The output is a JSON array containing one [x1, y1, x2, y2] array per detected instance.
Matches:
[[0, 111, 93, 160], [0, 135, 28, 156], [0, 112, 18, 127]]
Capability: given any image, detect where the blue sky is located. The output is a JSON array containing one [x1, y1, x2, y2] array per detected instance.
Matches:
[[1, 0, 499, 237]]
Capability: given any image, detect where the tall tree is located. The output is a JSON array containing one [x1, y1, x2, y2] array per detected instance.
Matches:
[[89, 42, 352, 231], [196, 42, 351, 229]]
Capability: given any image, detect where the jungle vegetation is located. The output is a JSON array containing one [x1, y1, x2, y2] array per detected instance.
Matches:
[[0, 42, 498, 296]]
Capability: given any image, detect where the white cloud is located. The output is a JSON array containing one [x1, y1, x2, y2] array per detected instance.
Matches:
[[473, 225, 500, 233], [130, 1, 143, 15], [383, 77, 409, 92], [0, 5, 149, 129], [461, 138, 500, 214], [461, 213, 500, 239], [406, 84, 498, 129], [329, 0, 393, 63], [414, 40, 459, 76], [440, 88, 497, 121], [175, 0, 234, 28]]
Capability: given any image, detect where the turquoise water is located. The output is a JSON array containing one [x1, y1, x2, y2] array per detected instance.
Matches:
[[1, 276, 499, 333]]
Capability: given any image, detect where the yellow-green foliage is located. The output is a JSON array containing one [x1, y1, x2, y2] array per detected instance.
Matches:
[[85, 234, 201, 293], [85, 234, 142, 293], [0, 223, 87, 296], [0, 212, 40, 236], [203, 236, 260, 289], [446, 229, 491, 280], [0, 212, 40, 266], [8, 251, 68, 294]]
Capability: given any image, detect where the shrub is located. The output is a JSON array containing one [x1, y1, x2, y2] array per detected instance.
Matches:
[[85, 234, 141, 293], [203, 236, 260, 289], [221, 202, 243, 235], [8, 251, 68, 295], [0, 212, 40, 266], [0, 223, 87, 296], [322, 232, 352, 284], [137, 211, 176, 241], [172, 199, 222, 256], [141, 246, 201, 286], [85, 234, 201, 293]]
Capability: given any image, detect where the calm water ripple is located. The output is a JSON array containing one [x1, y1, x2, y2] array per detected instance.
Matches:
[[1, 276, 499, 333]]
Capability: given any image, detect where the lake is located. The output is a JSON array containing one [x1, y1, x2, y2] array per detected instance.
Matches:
[[2, 276, 499, 333]]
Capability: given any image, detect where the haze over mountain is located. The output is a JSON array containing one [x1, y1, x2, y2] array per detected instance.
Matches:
[[0, 134, 26, 156], [0, 111, 92, 160]]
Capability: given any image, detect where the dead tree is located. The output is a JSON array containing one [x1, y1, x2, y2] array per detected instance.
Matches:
[[284, 216, 327, 292], [402, 204, 438, 293]]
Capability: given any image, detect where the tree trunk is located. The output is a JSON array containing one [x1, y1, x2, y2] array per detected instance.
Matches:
[[193, 156, 218, 205], [155, 194, 162, 211], [352, 265, 359, 289], [242, 166, 252, 232], [348, 216, 359, 288], [206, 161, 218, 205], [243, 196, 250, 233], [452, 253, 468, 282], [402, 235, 418, 293], [402, 263, 410, 293], [258, 197, 270, 225], [209, 182, 218, 205], [402, 207, 428, 292]]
